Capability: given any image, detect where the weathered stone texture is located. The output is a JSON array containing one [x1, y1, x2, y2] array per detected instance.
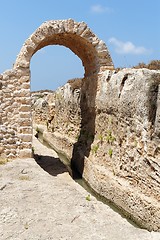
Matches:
[[32, 69, 160, 231], [1, 19, 160, 231], [0, 68, 32, 159], [1, 19, 113, 159], [89, 68, 160, 231]]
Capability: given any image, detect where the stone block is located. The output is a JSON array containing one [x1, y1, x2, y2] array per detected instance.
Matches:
[[18, 133, 32, 142], [19, 149, 32, 158], [19, 105, 31, 112]]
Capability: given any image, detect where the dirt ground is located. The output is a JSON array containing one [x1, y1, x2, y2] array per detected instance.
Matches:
[[0, 137, 160, 240]]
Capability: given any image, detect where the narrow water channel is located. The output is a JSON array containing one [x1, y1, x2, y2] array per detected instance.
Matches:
[[35, 131, 141, 229]]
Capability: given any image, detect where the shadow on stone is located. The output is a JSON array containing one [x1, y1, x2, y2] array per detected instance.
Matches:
[[71, 74, 98, 179], [34, 154, 68, 176]]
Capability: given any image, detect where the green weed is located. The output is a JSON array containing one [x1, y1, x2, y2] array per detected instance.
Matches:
[[19, 175, 30, 181], [0, 158, 8, 165], [92, 145, 99, 154], [36, 126, 39, 133], [106, 131, 116, 144], [98, 134, 103, 144], [108, 148, 113, 158], [86, 194, 91, 201]]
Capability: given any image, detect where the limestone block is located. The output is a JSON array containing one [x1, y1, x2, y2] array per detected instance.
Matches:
[[80, 28, 95, 39], [14, 89, 30, 98], [18, 133, 32, 142], [11, 102, 19, 108], [19, 105, 31, 112], [19, 76, 30, 84], [19, 149, 32, 158], [76, 22, 87, 35], [63, 19, 75, 33], [20, 113, 30, 119], [19, 127, 32, 134], [21, 83, 30, 89], [0, 146, 4, 154], [17, 97, 31, 105]]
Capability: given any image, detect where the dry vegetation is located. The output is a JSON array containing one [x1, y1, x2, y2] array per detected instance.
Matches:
[[133, 60, 160, 70], [67, 78, 82, 91], [115, 60, 160, 72], [0, 158, 8, 165]]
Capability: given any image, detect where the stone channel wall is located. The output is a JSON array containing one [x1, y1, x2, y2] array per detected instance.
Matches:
[[32, 68, 160, 231]]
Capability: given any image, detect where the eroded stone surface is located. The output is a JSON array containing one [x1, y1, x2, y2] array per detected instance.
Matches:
[[32, 68, 160, 231], [0, 137, 160, 240]]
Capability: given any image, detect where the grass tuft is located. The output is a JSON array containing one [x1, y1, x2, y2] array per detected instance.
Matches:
[[19, 175, 30, 181], [0, 158, 8, 165]]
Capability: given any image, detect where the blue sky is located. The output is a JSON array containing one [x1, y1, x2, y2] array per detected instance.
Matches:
[[0, 0, 159, 91]]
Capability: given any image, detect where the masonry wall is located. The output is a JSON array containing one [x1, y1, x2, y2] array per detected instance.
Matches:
[[0, 19, 114, 159], [0, 68, 32, 159]]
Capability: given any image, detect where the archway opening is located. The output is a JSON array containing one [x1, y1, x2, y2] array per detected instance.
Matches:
[[30, 39, 98, 177], [30, 45, 84, 91], [28, 32, 99, 78], [30, 44, 85, 160], [11, 19, 113, 171]]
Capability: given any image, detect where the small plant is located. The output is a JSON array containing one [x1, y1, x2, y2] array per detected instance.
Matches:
[[32, 147, 35, 154], [19, 175, 30, 181], [98, 134, 103, 144], [86, 194, 91, 201], [108, 148, 113, 158], [36, 126, 39, 133], [106, 130, 116, 144], [24, 222, 29, 229], [67, 127, 73, 133], [75, 134, 80, 141], [92, 145, 99, 154], [133, 60, 160, 70], [67, 78, 82, 91], [0, 158, 8, 165], [108, 116, 113, 124], [134, 140, 138, 147]]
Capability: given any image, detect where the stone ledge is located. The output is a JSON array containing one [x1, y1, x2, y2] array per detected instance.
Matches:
[[83, 160, 160, 232]]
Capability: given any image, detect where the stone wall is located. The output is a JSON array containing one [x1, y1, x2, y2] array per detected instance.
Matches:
[[0, 69, 32, 158], [90, 68, 160, 231], [32, 69, 160, 231], [0, 19, 113, 159]]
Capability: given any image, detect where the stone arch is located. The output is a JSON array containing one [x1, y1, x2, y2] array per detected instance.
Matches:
[[14, 19, 113, 76], [1, 19, 114, 159]]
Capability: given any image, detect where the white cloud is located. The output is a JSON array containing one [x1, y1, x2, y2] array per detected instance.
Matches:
[[109, 37, 151, 55], [91, 4, 112, 14]]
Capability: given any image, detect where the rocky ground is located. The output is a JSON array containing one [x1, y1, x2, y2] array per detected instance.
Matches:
[[0, 137, 160, 240]]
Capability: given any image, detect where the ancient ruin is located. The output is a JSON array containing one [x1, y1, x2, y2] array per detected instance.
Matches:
[[0, 19, 113, 159], [0, 19, 160, 232]]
